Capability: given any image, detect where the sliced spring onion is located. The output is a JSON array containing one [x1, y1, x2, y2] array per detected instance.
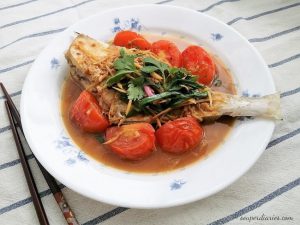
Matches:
[[139, 92, 181, 107], [168, 79, 205, 90]]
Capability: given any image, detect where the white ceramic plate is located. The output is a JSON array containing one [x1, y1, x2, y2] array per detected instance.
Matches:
[[21, 5, 275, 208]]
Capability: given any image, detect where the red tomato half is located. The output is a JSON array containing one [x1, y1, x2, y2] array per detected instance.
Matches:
[[113, 30, 151, 50], [182, 45, 216, 85], [105, 123, 155, 160], [151, 40, 182, 67], [156, 117, 204, 154], [70, 91, 109, 132], [130, 38, 152, 50]]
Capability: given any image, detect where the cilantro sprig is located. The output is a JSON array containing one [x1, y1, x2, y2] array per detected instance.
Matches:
[[113, 48, 136, 71], [127, 77, 145, 101], [106, 48, 137, 87]]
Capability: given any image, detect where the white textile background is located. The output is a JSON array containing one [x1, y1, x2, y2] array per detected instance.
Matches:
[[0, 0, 299, 224]]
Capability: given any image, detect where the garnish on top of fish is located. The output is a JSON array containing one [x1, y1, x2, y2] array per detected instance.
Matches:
[[65, 33, 281, 127]]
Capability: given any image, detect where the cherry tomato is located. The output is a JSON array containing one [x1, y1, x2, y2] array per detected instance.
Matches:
[[155, 117, 204, 154], [151, 40, 182, 67], [130, 38, 152, 50], [182, 45, 216, 85], [113, 30, 151, 50], [105, 123, 155, 160], [70, 91, 109, 132]]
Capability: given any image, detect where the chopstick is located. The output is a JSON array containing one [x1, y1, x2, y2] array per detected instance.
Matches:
[[0, 83, 22, 129], [1, 83, 80, 225], [5, 101, 50, 225]]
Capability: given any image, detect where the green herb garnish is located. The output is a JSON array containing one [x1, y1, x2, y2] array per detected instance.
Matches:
[[143, 57, 169, 75], [113, 48, 136, 71], [107, 49, 214, 118], [139, 91, 181, 107], [127, 83, 144, 101], [106, 70, 134, 86], [106, 48, 138, 86], [141, 66, 159, 74]]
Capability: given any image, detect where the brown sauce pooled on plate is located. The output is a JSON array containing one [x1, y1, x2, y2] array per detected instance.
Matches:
[[61, 34, 236, 173]]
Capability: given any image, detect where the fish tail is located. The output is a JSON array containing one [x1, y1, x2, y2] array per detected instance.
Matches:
[[219, 92, 282, 120]]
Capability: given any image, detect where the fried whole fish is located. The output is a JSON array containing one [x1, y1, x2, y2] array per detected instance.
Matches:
[[65, 34, 281, 125]]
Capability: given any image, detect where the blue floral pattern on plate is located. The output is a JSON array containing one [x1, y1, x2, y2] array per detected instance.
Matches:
[[242, 90, 261, 98], [54, 131, 89, 166], [50, 58, 60, 69], [211, 33, 223, 41], [65, 158, 76, 165], [170, 179, 186, 190], [112, 17, 143, 33], [77, 151, 89, 162], [55, 136, 73, 149]]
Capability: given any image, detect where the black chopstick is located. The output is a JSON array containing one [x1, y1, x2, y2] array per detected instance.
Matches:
[[0, 83, 22, 129], [1, 83, 80, 225], [5, 101, 50, 225]]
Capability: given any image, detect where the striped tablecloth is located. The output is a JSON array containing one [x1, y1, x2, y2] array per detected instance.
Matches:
[[0, 0, 299, 224]]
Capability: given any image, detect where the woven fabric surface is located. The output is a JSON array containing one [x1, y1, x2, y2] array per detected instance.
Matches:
[[0, 0, 299, 224]]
